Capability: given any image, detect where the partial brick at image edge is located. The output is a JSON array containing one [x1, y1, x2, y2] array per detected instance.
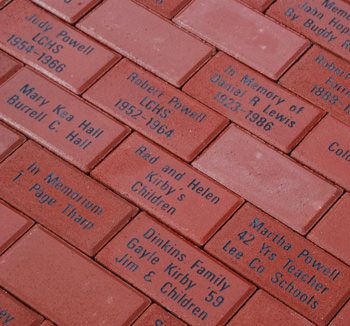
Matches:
[[0, 225, 150, 325], [205, 203, 350, 325]]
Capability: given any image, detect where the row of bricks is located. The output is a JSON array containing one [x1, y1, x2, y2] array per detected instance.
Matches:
[[0, 57, 349, 232], [0, 111, 349, 253], [0, 90, 349, 246], [2, 0, 349, 89], [29, 0, 276, 22], [1, 132, 350, 323], [1, 50, 350, 186], [0, 0, 315, 92], [0, 190, 349, 325], [1, 279, 349, 326]]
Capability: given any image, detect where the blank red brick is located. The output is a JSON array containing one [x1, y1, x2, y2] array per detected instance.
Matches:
[[308, 193, 350, 266], [184, 52, 323, 153], [32, 0, 101, 23], [240, 0, 274, 11], [0, 121, 25, 162], [193, 124, 341, 234], [292, 115, 350, 190], [205, 203, 350, 325], [330, 300, 350, 325], [280, 46, 350, 127], [0, 67, 129, 172], [0, 50, 21, 85], [0, 200, 33, 254], [0, 225, 150, 325], [227, 290, 314, 326], [133, 304, 186, 326], [174, 0, 309, 80], [0, 288, 43, 326], [92, 133, 242, 245], [83, 59, 228, 161], [133, 0, 190, 18], [77, 0, 213, 87], [268, 0, 350, 62], [96, 212, 255, 325], [0, 0, 118, 93], [0, 141, 138, 256]]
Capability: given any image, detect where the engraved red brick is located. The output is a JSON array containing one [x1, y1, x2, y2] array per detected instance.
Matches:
[[133, 304, 186, 326], [32, 0, 101, 23], [0, 68, 129, 172], [184, 52, 323, 153], [330, 300, 350, 325], [83, 59, 228, 161], [0, 141, 138, 256], [0, 225, 150, 325], [0, 0, 118, 94], [205, 203, 350, 325], [77, 0, 213, 87], [96, 212, 255, 325], [241, 0, 274, 11], [227, 290, 314, 326], [292, 115, 350, 190], [0, 50, 21, 85], [92, 133, 242, 245], [0, 288, 44, 326], [133, 0, 190, 18], [308, 193, 350, 266], [0, 200, 33, 254], [268, 0, 350, 62], [193, 124, 341, 234], [0, 121, 25, 162], [173, 0, 309, 80], [279, 46, 350, 127]]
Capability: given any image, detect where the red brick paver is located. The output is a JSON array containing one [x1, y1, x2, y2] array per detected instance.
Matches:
[[308, 193, 350, 266], [193, 124, 341, 234], [0, 67, 129, 172], [0, 288, 44, 326], [0, 50, 21, 85], [0, 0, 118, 93], [92, 133, 242, 245], [184, 51, 323, 153], [268, 0, 350, 62], [174, 0, 309, 79], [280, 46, 350, 126], [0, 121, 25, 162], [77, 0, 213, 87], [205, 203, 350, 325], [227, 290, 314, 326], [0, 225, 150, 325], [83, 58, 228, 161], [0, 141, 138, 256]]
